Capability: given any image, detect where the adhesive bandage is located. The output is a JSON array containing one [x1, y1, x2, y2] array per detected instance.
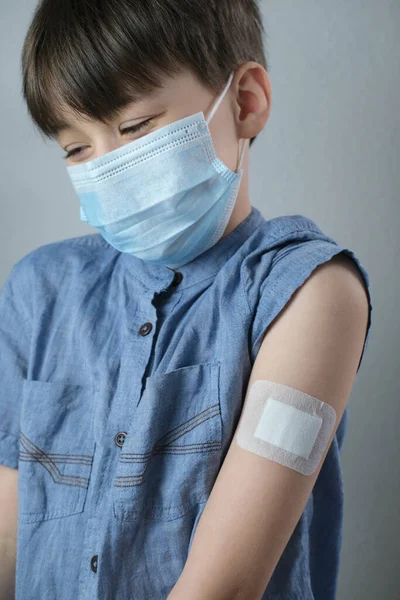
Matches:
[[236, 380, 337, 475]]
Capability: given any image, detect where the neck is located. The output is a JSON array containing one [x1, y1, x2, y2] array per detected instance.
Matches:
[[220, 162, 251, 240]]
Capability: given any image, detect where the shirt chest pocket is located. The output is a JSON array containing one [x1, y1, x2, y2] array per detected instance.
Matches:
[[112, 361, 223, 522], [18, 380, 96, 524]]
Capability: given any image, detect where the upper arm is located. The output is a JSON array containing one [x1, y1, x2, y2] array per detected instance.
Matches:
[[172, 253, 370, 600], [254, 252, 370, 411], [0, 465, 18, 542]]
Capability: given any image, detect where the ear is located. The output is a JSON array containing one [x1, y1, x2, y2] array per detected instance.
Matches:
[[232, 62, 271, 141]]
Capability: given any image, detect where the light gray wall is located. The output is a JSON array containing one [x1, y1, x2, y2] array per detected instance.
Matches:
[[1, 1, 398, 598]]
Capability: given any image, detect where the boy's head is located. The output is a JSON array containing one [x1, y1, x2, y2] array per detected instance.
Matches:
[[21, 0, 271, 172]]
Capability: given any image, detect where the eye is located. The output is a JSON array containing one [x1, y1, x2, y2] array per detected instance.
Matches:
[[63, 118, 153, 161], [64, 147, 85, 160], [120, 117, 153, 135]]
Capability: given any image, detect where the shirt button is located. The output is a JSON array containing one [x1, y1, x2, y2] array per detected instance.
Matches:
[[139, 322, 153, 336], [115, 432, 127, 448], [171, 271, 183, 287], [90, 555, 98, 573]]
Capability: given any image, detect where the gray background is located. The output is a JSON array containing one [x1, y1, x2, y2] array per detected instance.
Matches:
[[1, 1, 398, 598]]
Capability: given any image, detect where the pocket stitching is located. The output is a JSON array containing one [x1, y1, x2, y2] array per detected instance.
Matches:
[[114, 406, 222, 489], [20, 431, 93, 488], [154, 404, 221, 450], [118, 403, 221, 461]]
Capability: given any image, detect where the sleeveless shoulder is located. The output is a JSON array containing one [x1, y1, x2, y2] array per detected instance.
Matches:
[[240, 215, 373, 372]]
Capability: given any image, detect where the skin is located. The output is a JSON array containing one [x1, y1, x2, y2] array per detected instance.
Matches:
[[56, 61, 272, 240]]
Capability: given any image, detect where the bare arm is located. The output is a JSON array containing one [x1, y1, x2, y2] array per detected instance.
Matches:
[[167, 254, 370, 600], [0, 465, 18, 600]]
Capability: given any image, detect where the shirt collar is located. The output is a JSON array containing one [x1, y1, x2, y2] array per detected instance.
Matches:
[[120, 205, 266, 292]]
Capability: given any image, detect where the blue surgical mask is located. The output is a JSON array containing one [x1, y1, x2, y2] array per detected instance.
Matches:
[[66, 71, 247, 270]]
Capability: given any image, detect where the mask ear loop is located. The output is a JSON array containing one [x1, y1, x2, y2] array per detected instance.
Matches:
[[206, 72, 234, 125], [205, 71, 247, 174], [237, 137, 248, 173]]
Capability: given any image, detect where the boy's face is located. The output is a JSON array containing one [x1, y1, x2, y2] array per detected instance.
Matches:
[[56, 66, 245, 173]]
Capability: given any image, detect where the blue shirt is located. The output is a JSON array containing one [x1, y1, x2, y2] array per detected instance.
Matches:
[[0, 205, 373, 600]]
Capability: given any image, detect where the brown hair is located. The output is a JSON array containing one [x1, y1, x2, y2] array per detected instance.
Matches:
[[21, 0, 268, 146]]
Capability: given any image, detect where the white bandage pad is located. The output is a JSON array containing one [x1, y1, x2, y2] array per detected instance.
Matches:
[[236, 380, 337, 475]]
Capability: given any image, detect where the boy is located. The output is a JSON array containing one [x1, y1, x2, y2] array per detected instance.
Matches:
[[0, 1, 372, 599]]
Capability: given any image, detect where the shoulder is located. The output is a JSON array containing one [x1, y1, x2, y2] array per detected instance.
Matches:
[[5, 234, 118, 289], [255, 251, 371, 387], [1, 235, 120, 323], [16, 232, 114, 268], [241, 213, 351, 311], [242, 213, 372, 370], [275, 251, 370, 333]]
